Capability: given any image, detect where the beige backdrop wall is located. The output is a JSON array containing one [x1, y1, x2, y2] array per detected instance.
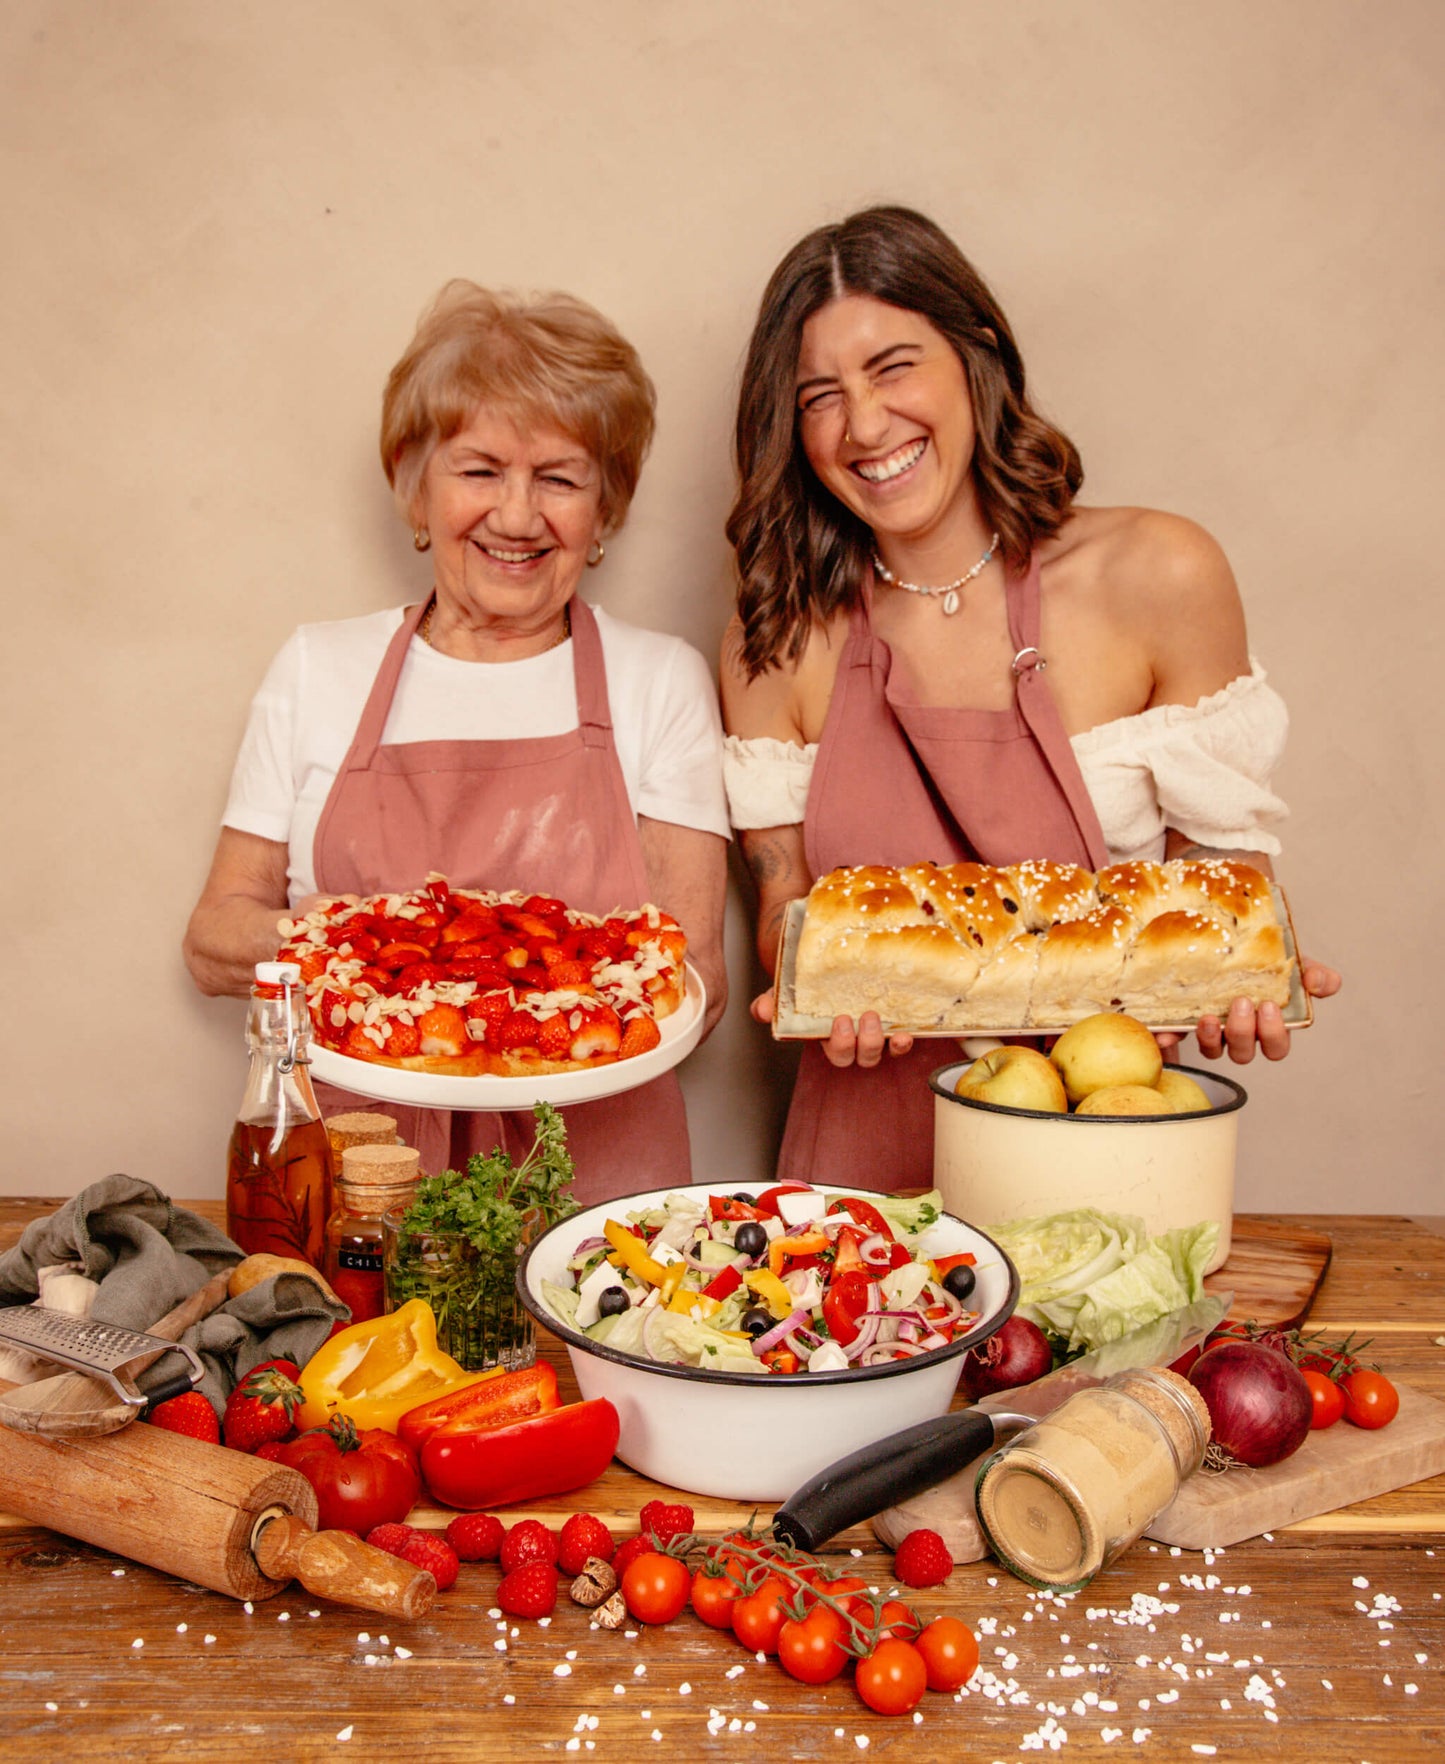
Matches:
[[3, 1, 1440, 1208]]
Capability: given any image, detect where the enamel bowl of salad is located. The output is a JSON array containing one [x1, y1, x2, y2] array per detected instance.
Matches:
[[516, 1181, 1019, 1500]]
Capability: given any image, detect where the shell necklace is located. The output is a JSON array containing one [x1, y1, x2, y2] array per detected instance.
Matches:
[[872, 533, 1000, 615]]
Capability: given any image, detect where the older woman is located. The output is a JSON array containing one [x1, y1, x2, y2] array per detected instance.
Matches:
[[186, 282, 728, 1199], [721, 206, 1338, 1191]]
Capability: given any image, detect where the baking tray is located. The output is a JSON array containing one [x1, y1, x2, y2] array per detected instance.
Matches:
[[771, 883, 1312, 1039]]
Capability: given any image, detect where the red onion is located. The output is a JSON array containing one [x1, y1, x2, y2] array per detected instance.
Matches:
[[751, 1306, 812, 1357], [1187, 1341, 1312, 1468], [959, 1315, 1053, 1398]]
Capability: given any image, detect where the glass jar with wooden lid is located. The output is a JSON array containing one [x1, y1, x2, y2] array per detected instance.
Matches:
[[324, 1143, 421, 1324]]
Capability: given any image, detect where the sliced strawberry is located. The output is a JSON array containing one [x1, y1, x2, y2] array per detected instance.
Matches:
[[535, 1015, 575, 1059], [417, 1004, 468, 1058], [381, 1018, 422, 1059], [343, 1021, 386, 1061], [465, 990, 514, 1028], [394, 961, 447, 992], [447, 957, 513, 988], [618, 1014, 662, 1060], [374, 940, 433, 969], [494, 1010, 540, 1051], [571, 1008, 622, 1059]]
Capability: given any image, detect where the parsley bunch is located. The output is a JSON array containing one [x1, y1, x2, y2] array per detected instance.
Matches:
[[385, 1103, 578, 1370]]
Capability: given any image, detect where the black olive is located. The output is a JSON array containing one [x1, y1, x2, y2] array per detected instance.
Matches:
[[730, 1190, 758, 1204], [733, 1221, 768, 1260], [740, 1306, 774, 1338], [942, 1263, 977, 1302], [596, 1286, 631, 1318]]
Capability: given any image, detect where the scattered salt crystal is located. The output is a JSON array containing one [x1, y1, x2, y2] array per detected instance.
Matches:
[[614, 1685, 625, 1695], [1191, 1748, 1217, 1757], [1101, 1730, 1123, 1743], [566, 1650, 578, 1660], [337, 1726, 353, 1742], [395, 1647, 411, 1661], [1353, 1576, 1370, 1588], [679, 1682, 691, 1694], [44, 1702, 57, 1712], [494, 1640, 506, 1652], [855, 1738, 871, 1752], [309, 1610, 320, 1618], [1133, 1730, 1152, 1744], [131, 1639, 144, 1650], [539, 1617, 552, 1629], [503, 1695, 515, 1705], [176, 1624, 187, 1634], [243, 1602, 254, 1614], [650, 1732, 662, 1743], [566, 1743, 581, 1755], [850, 1548, 863, 1557], [277, 1612, 290, 1623], [752, 1699, 769, 1711], [1406, 1683, 1420, 1695], [554, 1663, 572, 1678], [634, 1664, 646, 1677], [363, 1655, 379, 1666], [203, 1636, 215, 1646], [112, 1569, 125, 1578], [726, 1665, 745, 1679], [357, 1632, 370, 1643]]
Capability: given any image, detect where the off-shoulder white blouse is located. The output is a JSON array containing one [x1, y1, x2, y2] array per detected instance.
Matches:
[[722, 661, 1289, 863]]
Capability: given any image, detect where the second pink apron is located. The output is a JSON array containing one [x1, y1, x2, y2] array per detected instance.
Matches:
[[781, 555, 1111, 1190], [309, 595, 691, 1204]]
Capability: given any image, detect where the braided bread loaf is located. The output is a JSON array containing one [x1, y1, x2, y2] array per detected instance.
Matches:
[[792, 858, 1293, 1030]]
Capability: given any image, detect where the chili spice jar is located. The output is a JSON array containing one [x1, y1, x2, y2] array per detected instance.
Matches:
[[324, 1143, 421, 1323]]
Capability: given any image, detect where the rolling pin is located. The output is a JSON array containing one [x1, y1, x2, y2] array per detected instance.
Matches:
[[0, 1409, 436, 1617]]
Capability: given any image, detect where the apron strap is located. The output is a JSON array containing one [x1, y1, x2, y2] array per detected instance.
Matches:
[[568, 597, 613, 750]]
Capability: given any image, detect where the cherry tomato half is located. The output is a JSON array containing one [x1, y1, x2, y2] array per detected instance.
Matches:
[[855, 1638, 928, 1715], [915, 1617, 979, 1692], [778, 1605, 851, 1685], [1340, 1367, 1400, 1430], [1302, 1367, 1345, 1430], [621, 1552, 691, 1625]]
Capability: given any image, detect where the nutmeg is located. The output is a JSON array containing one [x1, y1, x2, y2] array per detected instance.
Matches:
[[570, 1557, 620, 1607], [592, 1590, 628, 1629]]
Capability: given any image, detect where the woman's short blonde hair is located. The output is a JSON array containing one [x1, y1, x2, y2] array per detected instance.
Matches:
[[381, 281, 656, 532]]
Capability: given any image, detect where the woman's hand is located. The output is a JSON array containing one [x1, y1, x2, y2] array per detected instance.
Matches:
[[183, 829, 294, 999], [749, 988, 914, 1067], [1192, 956, 1342, 1064]]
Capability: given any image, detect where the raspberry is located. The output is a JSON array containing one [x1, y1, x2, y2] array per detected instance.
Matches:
[[365, 1522, 417, 1558], [558, 1513, 615, 1575], [446, 1512, 505, 1562], [499, 1518, 558, 1575], [398, 1532, 460, 1592], [497, 1560, 559, 1620], [639, 1499, 694, 1546], [892, 1528, 954, 1589], [610, 1533, 659, 1581]]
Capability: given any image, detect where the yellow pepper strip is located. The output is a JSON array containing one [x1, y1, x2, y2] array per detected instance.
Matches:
[[603, 1218, 669, 1287], [767, 1229, 830, 1278], [745, 1268, 797, 1320], [668, 1289, 722, 1318], [295, 1298, 498, 1433], [659, 1264, 688, 1302]]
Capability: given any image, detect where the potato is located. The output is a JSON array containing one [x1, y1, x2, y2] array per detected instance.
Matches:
[[227, 1254, 339, 1304]]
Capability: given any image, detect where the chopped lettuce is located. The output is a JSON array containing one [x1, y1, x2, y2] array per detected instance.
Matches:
[[990, 1209, 1222, 1355]]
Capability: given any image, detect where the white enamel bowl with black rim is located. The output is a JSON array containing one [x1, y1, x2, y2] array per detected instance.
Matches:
[[516, 1182, 1019, 1502]]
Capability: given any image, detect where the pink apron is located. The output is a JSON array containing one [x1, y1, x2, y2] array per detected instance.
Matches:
[[310, 595, 691, 1204], [780, 555, 1111, 1191]]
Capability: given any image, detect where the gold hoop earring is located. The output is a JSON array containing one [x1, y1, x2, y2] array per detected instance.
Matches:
[[844, 428, 853, 446], [586, 540, 605, 568], [413, 527, 431, 552]]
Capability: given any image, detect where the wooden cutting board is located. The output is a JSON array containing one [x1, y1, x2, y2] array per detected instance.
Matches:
[[1203, 1216, 1332, 1330], [1147, 1380, 1445, 1548]]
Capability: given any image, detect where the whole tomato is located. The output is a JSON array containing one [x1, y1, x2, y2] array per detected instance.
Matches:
[[915, 1617, 979, 1692], [621, 1552, 691, 1626], [778, 1605, 851, 1685], [278, 1417, 420, 1534], [690, 1566, 743, 1630], [1340, 1367, 1400, 1430], [855, 1637, 928, 1716], [1302, 1368, 1346, 1430], [732, 1575, 793, 1654]]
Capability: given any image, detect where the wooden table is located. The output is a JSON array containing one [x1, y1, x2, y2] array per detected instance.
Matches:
[[3, 1202, 1442, 1761]]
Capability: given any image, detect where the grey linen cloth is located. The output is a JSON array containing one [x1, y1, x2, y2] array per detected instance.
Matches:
[[0, 1175, 348, 1414]]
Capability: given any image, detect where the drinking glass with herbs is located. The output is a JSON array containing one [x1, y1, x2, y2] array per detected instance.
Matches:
[[383, 1103, 577, 1372]]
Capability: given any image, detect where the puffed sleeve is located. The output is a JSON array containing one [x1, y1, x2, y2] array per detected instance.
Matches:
[[722, 734, 816, 829], [1072, 662, 1289, 861]]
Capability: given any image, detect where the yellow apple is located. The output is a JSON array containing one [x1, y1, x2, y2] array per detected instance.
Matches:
[[1153, 1069, 1213, 1114], [1050, 1012, 1163, 1103], [954, 1045, 1068, 1114], [1075, 1083, 1173, 1116]]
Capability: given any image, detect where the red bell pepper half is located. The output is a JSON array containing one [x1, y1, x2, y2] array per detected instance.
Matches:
[[420, 1398, 620, 1509], [396, 1361, 559, 1455]]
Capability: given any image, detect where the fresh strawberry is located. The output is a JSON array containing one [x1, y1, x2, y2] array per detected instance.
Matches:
[[318, 988, 352, 1036], [892, 1528, 953, 1588], [416, 1004, 468, 1058], [494, 1010, 540, 1051], [464, 989, 514, 1027], [639, 1499, 694, 1545], [558, 1513, 615, 1575], [618, 1014, 662, 1060], [343, 1021, 386, 1061], [399, 1532, 459, 1592], [497, 1560, 558, 1620], [609, 1533, 657, 1580], [222, 1359, 303, 1452], [254, 1440, 290, 1462], [394, 961, 447, 992], [570, 1007, 622, 1059], [445, 1512, 505, 1562], [535, 1014, 576, 1059], [499, 1518, 557, 1574], [365, 1522, 417, 1557], [147, 1391, 219, 1443]]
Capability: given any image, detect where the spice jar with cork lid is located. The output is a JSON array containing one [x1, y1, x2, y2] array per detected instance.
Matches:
[[324, 1144, 422, 1323], [326, 1111, 398, 1165], [974, 1366, 1211, 1592]]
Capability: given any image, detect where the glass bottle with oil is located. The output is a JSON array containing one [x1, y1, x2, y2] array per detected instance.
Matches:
[[226, 961, 335, 1266]]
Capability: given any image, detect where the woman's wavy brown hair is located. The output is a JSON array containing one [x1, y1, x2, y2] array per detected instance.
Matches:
[[727, 206, 1082, 678]]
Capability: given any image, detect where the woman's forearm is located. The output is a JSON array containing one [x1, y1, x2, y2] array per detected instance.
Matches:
[[183, 829, 294, 999]]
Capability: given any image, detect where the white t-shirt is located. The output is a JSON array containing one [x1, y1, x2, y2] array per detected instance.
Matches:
[[223, 601, 730, 904], [722, 661, 1289, 863]]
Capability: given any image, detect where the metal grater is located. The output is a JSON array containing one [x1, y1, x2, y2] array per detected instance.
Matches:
[[0, 1305, 206, 1407]]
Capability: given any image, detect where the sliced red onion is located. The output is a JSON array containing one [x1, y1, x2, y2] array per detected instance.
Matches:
[[841, 1312, 883, 1361], [572, 1235, 610, 1254], [925, 1283, 965, 1320], [752, 1306, 811, 1357], [916, 1331, 951, 1353], [859, 1233, 892, 1267], [897, 1318, 923, 1345], [861, 1341, 923, 1366]]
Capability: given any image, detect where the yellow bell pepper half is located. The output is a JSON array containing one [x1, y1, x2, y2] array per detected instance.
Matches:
[[744, 1268, 797, 1320], [295, 1298, 499, 1433], [602, 1218, 670, 1288]]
